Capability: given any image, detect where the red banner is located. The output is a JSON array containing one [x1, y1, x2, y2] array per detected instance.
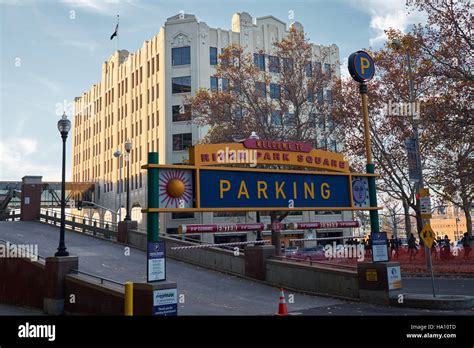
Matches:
[[288, 221, 360, 230], [179, 223, 265, 234]]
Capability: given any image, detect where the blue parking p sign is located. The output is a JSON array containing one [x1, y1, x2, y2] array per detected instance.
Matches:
[[348, 51, 375, 83]]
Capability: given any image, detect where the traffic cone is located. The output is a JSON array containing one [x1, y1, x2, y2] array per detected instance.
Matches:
[[276, 288, 289, 316]]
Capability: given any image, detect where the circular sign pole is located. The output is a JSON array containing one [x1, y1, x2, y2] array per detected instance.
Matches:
[[348, 51, 380, 236]]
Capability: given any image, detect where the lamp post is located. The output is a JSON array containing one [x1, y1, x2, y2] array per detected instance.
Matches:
[[55, 112, 71, 257], [124, 140, 132, 221], [249, 132, 262, 241], [390, 39, 431, 268], [113, 150, 123, 222]]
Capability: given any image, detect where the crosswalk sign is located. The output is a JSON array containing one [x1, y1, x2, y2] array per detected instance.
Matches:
[[420, 223, 435, 248]]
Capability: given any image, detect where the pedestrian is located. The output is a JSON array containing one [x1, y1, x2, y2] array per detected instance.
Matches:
[[461, 232, 472, 260], [408, 233, 418, 261], [367, 235, 372, 258], [441, 234, 451, 260], [390, 236, 398, 259], [430, 238, 438, 260]]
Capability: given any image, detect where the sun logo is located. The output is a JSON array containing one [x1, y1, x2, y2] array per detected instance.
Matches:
[[159, 169, 193, 208]]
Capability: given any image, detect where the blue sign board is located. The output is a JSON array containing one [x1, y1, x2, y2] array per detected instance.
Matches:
[[147, 241, 166, 282], [348, 50, 375, 83], [371, 232, 388, 262], [153, 288, 178, 316], [199, 170, 350, 209]]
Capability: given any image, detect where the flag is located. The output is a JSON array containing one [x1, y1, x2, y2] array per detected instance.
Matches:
[[110, 15, 119, 40], [110, 23, 118, 40]]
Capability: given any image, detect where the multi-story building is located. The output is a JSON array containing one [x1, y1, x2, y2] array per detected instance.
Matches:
[[72, 12, 351, 245]]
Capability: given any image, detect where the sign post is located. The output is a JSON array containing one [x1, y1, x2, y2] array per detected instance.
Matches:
[[371, 232, 389, 262], [349, 51, 403, 304], [420, 223, 436, 297], [144, 153, 178, 316], [348, 50, 380, 241]]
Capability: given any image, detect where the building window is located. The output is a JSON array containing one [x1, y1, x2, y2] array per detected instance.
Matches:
[[254, 53, 265, 71], [233, 80, 241, 94], [317, 89, 324, 103], [284, 113, 296, 126], [268, 56, 280, 73], [172, 46, 191, 66], [283, 58, 294, 72], [221, 78, 229, 92], [325, 90, 333, 105], [307, 89, 314, 102], [271, 110, 283, 125], [172, 105, 191, 122], [270, 83, 280, 99], [210, 47, 218, 65], [324, 63, 331, 77], [173, 133, 192, 151], [255, 82, 266, 98], [305, 61, 312, 77], [233, 107, 243, 119], [210, 76, 218, 92], [172, 76, 191, 94]]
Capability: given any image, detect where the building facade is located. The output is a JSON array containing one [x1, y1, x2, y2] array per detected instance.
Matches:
[[72, 12, 352, 245]]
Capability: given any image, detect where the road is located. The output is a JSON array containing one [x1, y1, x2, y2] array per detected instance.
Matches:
[[0, 221, 339, 315], [0, 221, 472, 315]]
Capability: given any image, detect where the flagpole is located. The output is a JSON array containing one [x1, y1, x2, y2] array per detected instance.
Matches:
[[116, 15, 120, 52]]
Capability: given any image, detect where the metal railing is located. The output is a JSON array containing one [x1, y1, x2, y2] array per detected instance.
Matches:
[[40, 207, 119, 231], [39, 208, 117, 241], [274, 255, 358, 270], [70, 269, 125, 287], [0, 210, 21, 221]]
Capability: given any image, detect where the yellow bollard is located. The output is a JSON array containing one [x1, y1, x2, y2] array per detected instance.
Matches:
[[124, 282, 133, 316]]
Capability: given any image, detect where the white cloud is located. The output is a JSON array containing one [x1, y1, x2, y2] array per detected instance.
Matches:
[[58, 39, 98, 52], [0, 138, 65, 181], [60, 0, 142, 15], [350, 0, 426, 48], [340, 56, 351, 79]]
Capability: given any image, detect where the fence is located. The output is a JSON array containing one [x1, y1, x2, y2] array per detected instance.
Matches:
[[39, 208, 117, 241]]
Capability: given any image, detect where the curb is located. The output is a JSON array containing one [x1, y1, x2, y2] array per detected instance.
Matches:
[[389, 293, 474, 310]]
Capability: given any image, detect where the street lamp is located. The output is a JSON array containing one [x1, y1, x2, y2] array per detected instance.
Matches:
[[113, 150, 123, 222], [55, 112, 71, 257], [124, 140, 132, 221], [390, 39, 430, 268], [249, 132, 262, 241]]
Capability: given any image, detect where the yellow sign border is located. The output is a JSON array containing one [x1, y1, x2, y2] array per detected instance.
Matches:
[[141, 164, 380, 213], [188, 143, 350, 173]]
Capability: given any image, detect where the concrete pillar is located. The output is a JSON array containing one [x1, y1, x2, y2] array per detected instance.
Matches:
[[244, 245, 275, 280], [133, 281, 178, 316], [357, 261, 403, 305], [118, 220, 137, 244], [20, 176, 42, 221], [43, 256, 79, 315]]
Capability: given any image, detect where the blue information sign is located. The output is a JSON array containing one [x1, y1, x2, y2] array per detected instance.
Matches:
[[348, 50, 375, 83], [147, 241, 166, 282], [153, 288, 177, 316], [371, 232, 388, 262], [199, 170, 350, 209]]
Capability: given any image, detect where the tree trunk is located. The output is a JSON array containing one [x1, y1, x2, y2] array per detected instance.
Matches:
[[403, 199, 412, 237], [463, 202, 473, 239]]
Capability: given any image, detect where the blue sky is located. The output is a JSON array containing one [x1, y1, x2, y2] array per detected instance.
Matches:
[[0, 0, 424, 181]]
